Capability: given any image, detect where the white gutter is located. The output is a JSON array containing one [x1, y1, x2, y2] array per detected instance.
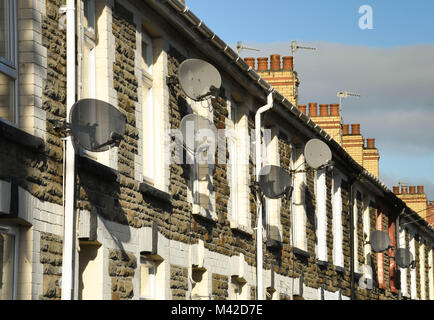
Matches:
[[255, 91, 274, 300], [61, 0, 77, 300]]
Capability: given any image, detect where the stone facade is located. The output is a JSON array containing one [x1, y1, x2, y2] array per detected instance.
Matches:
[[40, 232, 63, 300], [108, 249, 136, 300]]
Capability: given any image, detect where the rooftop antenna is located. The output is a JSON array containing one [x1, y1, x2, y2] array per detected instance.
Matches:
[[290, 41, 316, 103], [236, 41, 260, 55], [337, 91, 360, 117], [291, 40, 316, 55]]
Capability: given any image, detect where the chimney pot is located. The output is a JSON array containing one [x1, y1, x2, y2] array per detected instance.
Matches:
[[244, 57, 255, 69], [270, 54, 281, 70], [401, 187, 409, 194], [282, 56, 293, 70], [366, 138, 376, 149], [308, 103, 318, 117], [257, 57, 268, 71], [319, 104, 329, 116], [342, 124, 350, 135], [298, 105, 307, 115], [393, 186, 400, 194], [417, 186, 425, 194], [409, 186, 416, 194], [330, 104, 340, 116], [351, 124, 361, 135]]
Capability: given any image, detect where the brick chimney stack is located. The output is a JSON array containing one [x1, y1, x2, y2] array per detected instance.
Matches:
[[363, 138, 380, 178], [342, 123, 364, 166], [395, 184, 428, 220], [308, 102, 342, 145], [255, 54, 299, 106]]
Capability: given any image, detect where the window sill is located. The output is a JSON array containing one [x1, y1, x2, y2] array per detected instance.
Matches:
[[293, 247, 310, 259], [230, 221, 253, 236], [266, 238, 282, 251], [335, 266, 346, 275], [0, 119, 44, 152], [139, 181, 172, 204], [316, 260, 328, 268], [77, 156, 119, 183], [192, 210, 217, 223]]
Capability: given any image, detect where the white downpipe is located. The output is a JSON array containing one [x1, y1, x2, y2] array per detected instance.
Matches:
[[61, 0, 76, 300], [255, 92, 274, 300]]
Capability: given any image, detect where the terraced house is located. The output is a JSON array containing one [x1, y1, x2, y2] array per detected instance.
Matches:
[[0, 0, 433, 300]]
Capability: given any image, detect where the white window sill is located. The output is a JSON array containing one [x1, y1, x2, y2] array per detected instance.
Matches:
[[230, 221, 253, 235], [192, 209, 217, 223]]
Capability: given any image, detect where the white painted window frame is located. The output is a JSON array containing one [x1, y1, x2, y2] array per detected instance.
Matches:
[[332, 172, 344, 268], [316, 168, 327, 262], [141, 30, 155, 185], [0, 0, 18, 125], [0, 224, 19, 300]]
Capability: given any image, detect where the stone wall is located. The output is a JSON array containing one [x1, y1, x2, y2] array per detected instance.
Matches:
[[40, 232, 63, 300], [170, 265, 188, 300], [211, 273, 228, 300], [108, 249, 136, 300]]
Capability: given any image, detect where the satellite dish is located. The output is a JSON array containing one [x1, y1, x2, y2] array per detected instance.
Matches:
[[369, 230, 391, 253], [180, 114, 217, 153], [178, 59, 221, 101], [70, 99, 126, 152], [395, 248, 413, 269], [304, 139, 332, 169], [259, 165, 292, 199]]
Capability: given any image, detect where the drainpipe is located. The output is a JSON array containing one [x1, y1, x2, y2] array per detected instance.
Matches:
[[349, 178, 356, 300], [61, 0, 77, 300], [255, 91, 274, 300]]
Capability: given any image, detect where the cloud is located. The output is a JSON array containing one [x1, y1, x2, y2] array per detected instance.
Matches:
[[232, 41, 434, 199]]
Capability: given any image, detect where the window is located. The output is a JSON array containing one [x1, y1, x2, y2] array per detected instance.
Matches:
[[332, 173, 344, 268], [191, 267, 209, 300], [0, 225, 17, 300], [0, 0, 17, 124], [293, 146, 307, 251], [228, 100, 238, 223], [230, 276, 248, 300], [140, 256, 165, 300], [316, 168, 327, 262], [78, 242, 103, 300], [141, 30, 155, 184], [263, 128, 281, 241]]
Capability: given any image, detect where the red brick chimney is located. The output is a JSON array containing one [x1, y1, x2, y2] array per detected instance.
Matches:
[[351, 124, 361, 135], [342, 124, 349, 135], [393, 186, 400, 194], [270, 54, 281, 71], [366, 138, 376, 149], [409, 186, 416, 194], [282, 56, 293, 70], [298, 105, 307, 115], [330, 104, 340, 116], [417, 186, 425, 194], [257, 57, 268, 71], [244, 57, 255, 69], [308, 103, 318, 117], [319, 104, 329, 116]]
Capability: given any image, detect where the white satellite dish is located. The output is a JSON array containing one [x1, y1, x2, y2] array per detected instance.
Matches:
[[178, 59, 222, 101], [369, 230, 391, 253], [180, 113, 217, 154], [259, 165, 292, 200], [304, 139, 332, 169]]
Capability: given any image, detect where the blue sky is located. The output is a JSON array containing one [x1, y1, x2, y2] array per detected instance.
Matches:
[[187, 0, 434, 200], [187, 0, 434, 47]]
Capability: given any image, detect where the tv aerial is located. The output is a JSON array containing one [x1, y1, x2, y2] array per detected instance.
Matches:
[[236, 41, 260, 55], [304, 139, 333, 170], [258, 165, 293, 200], [291, 41, 316, 55], [178, 58, 222, 102], [52, 99, 126, 152]]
